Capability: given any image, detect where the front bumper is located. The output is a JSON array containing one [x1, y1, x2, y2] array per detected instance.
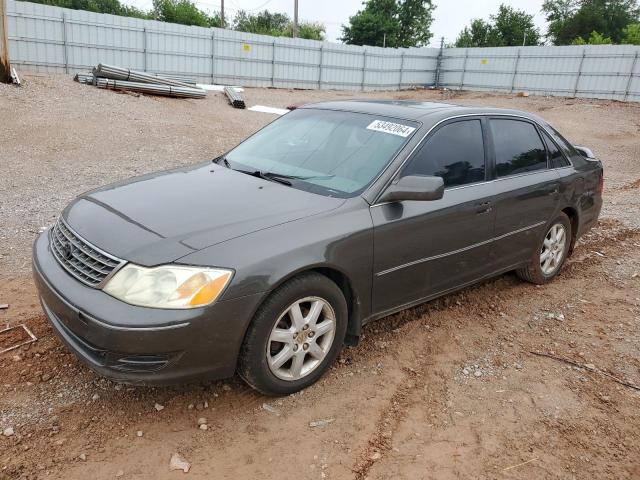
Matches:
[[32, 230, 264, 385]]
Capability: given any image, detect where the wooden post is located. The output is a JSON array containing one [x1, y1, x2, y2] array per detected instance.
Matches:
[[0, 0, 11, 83]]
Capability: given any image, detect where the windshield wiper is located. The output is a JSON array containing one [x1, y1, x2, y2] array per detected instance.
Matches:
[[221, 168, 292, 186], [251, 171, 293, 186], [215, 157, 333, 186], [263, 172, 335, 181], [213, 156, 231, 168]]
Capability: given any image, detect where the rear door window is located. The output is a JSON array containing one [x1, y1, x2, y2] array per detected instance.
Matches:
[[490, 119, 547, 177], [402, 119, 485, 188]]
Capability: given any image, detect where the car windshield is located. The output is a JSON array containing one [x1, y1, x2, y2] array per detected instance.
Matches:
[[224, 109, 419, 197]]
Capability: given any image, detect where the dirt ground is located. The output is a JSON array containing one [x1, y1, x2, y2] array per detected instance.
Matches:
[[1, 75, 639, 480]]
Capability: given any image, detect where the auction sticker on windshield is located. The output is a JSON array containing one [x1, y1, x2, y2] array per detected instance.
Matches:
[[366, 120, 416, 137]]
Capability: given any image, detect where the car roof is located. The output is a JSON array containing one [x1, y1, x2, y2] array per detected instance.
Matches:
[[299, 99, 543, 125]]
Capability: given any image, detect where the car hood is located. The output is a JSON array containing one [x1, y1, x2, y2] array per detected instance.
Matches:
[[62, 162, 345, 265]]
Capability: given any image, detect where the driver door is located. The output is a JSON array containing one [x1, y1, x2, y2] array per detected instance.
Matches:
[[371, 118, 496, 314]]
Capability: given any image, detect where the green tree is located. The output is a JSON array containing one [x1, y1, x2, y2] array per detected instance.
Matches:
[[454, 4, 541, 47], [233, 10, 290, 35], [397, 0, 435, 47], [152, 0, 220, 27], [233, 10, 325, 40], [543, 0, 640, 45], [341, 0, 435, 48], [454, 19, 499, 48], [26, 0, 151, 18], [622, 22, 640, 43], [571, 30, 613, 44], [283, 21, 326, 40]]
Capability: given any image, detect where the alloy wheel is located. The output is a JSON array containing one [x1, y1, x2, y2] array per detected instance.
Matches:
[[266, 296, 336, 381], [540, 223, 567, 275]]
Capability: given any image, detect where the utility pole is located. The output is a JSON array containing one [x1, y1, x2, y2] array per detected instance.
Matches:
[[0, 0, 11, 83], [220, 0, 225, 28], [293, 0, 298, 38]]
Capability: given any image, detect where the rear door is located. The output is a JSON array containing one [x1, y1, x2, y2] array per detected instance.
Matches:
[[487, 117, 561, 270], [371, 118, 496, 314]]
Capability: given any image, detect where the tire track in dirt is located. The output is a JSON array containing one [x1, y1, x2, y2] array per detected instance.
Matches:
[[351, 352, 432, 479], [351, 310, 456, 479]]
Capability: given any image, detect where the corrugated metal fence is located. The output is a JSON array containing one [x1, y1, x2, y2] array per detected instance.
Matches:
[[440, 45, 639, 102], [6, 0, 640, 101], [5, 0, 438, 90]]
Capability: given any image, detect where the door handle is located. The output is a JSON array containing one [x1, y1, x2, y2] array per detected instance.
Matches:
[[475, 201, 493, 214]]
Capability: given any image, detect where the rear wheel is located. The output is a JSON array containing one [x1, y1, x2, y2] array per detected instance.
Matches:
[[238, 273, 347, 396], [516, 212, 571, 284]]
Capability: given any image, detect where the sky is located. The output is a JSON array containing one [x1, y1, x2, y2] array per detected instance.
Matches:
[[122, 0, 549, 46]]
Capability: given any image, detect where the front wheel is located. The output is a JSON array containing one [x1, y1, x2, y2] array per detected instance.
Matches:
[[516, 212, 572, 284], [238, 273, 348, 396]]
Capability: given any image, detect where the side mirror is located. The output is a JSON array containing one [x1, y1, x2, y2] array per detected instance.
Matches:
[[378, 175, 444, 203]]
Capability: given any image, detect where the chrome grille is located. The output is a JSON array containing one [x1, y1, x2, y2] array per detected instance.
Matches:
[[50, 218, 124, 287]]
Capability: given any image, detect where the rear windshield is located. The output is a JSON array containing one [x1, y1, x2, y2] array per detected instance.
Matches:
[[225, 109, 419, 197]]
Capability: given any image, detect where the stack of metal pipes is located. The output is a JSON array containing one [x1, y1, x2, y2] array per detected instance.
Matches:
[[224, 86, 246, 109], [73, 64, 206, 99]]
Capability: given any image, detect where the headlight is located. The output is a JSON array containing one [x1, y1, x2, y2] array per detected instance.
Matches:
[[103, 264, 233, 309]]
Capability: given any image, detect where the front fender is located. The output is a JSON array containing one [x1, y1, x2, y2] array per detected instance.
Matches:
[[176, 199, 375, 324]]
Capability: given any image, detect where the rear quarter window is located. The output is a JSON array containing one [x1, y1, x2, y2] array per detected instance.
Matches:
[[546, 124, 589, 168], [541, 130, 570, 168]]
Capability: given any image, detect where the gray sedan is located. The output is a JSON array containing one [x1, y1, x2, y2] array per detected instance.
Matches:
[[33, 100, 603, 395]]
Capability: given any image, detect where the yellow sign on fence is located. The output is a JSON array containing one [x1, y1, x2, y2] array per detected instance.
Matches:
[[242, 43, 251, 53]]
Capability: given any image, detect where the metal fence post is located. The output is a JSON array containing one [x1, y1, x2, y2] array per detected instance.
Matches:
[[459, 49, 468, 90], [142, 27, 147, 72], [624, 50, 638, 102], [510, 48, 521, 93], [62, 12, 68, 74], [210, 29, 215, 84], [361, 49, 366, 91], [434, 36, 444, 88], [318, 43, 323, 90], [573, 48, 586, 97], [271, 39, 276, 87], [398, 51, 404, 91]]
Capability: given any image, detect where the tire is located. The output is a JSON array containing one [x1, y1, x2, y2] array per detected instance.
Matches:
[[516, 212, 572, 285], [238, 272, 348, 396]]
